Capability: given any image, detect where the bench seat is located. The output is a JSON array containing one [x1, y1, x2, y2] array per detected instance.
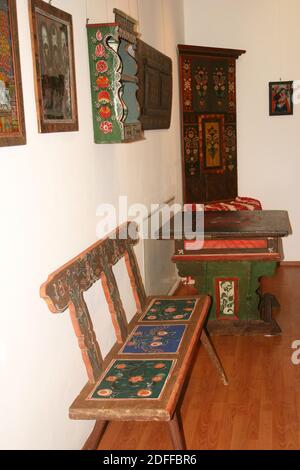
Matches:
[[70, 295, 210, 422], [40, 222, 228, 449]]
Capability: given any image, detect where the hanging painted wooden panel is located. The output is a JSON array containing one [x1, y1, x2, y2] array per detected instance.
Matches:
[[86, 23, 123, 143], [0, 0, 26, 146], [178, 45, 246, 203], [86, 10, 143, 143], [136, 39, 172, 130]]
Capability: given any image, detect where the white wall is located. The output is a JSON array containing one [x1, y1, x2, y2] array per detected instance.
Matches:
[[0, 0, 185, 450], [184, 0, 299, 260], [4, 0, 299, 451]]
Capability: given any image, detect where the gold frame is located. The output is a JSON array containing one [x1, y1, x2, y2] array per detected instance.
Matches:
[[0, 0, 26, 147], [28, 0, 78, 133]]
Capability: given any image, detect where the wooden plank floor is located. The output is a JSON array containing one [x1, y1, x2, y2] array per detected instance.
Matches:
[[98, 266, 300, 450]]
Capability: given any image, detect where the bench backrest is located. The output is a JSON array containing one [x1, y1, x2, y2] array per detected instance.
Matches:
[[40, 222, 147, 384]]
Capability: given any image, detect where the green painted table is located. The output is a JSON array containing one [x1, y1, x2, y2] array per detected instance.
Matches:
[[159, 211, 292, 335]]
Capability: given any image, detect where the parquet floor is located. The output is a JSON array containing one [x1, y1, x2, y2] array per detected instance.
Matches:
[[98, 266, 300, 450]]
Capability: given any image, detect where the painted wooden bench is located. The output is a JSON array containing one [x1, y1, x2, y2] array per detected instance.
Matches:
[[40, 222, 228, 450]]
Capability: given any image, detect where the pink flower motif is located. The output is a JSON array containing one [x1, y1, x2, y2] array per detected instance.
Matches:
[[154, 363, 166, 369], [184, 308, 193, 312], [96, 75, 109, 88], [157, 331, 168, 337], [99, 106, 111, 119], [150, 342, 163, 347], [96, 60, 108, 73], [98, 90, 110, 104], [137, 389, 152, 397], [165, 307, 176, 313], [106, 376, 118, 383], [150, 309, 157, 313], [95, 43, 105, 58], [129, 376, 144, 384], [100, 121, 113, 134], [97, 389, 112, 397], [174, 315, 184, 319], [96, 30, 103, 42], [152, 375, 164, 382], [147, 315, 157, 320]]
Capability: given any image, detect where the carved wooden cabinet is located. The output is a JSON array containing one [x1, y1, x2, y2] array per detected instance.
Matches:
[[178, 45, 245, 203], [86, 9, 143, 143], [136, 40, 172, 130]]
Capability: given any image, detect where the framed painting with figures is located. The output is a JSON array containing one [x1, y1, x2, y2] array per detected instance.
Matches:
[[269, 81, 293, 116], [0, 0, 26, 147], [28, 0, 78, 133]]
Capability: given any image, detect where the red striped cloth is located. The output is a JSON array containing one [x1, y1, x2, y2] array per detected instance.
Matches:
[[204, 197, 262, 212], [182, 197, 263, 286]]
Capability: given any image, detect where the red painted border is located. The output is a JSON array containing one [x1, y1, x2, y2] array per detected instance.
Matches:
[[185, 239, 268, 250], [178, 55, 188, 204], [172, 252, 281, 262]]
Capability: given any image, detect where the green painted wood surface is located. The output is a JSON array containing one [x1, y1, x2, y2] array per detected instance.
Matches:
[[89, 360, 174, 400], [87, 25, 123, 143], [176, 261, 277, 321], [87, 24, 143, 144], [141, 298, 197, 322]]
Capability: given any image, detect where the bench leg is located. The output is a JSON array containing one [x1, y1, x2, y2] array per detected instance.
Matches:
[[82, 420, 109, 450], [168, 411, 186, 450], [201, 329, 229, 386]]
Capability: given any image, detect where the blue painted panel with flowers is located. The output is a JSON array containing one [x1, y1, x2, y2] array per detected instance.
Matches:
[[121, 325, 186, 354]]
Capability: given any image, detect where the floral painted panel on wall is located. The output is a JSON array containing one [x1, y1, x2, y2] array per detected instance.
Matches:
[[198, 114, 226, 174], [86, 23, 123, 143], [178, 45, 245, 203]]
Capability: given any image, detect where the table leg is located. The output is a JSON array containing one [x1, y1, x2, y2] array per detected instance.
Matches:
[[201, 329, 228, 385], [82, 420, 109, 450], [168, 410, 186, 450]]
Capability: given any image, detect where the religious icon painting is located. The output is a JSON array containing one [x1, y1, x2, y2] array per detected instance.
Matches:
[[269, 81, 293, 116], [0, 0, 26, 146], [28, 0, 78, 133]]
